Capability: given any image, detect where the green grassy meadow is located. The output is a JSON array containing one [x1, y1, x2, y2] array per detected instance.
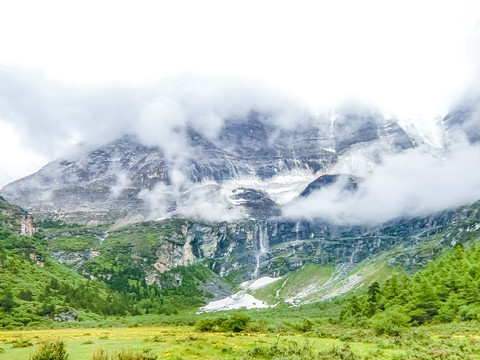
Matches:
[[0, 322, 479, 359]]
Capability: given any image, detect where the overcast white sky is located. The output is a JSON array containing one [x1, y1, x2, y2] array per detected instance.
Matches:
[[1, 0, 480, 187]]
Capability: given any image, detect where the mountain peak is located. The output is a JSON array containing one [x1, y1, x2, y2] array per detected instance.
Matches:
[[1, 111, 415, 224]]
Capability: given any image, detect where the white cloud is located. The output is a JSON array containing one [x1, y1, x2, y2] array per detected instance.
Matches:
[[139, 182, 242, 222], [0, 71, 311, 187], [283, 138, 480, 225], [2, 67, 480, 226], [110, 173, 131, 198], [0, 0, 478, 118], [0, 121, 47, 187]]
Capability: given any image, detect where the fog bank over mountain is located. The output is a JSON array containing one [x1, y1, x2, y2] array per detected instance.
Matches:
[[1, 70, 480, 226], [283, 137, 480, 225]]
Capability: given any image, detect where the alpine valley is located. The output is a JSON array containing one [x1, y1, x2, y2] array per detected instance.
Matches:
[[1, 98, 480, 341]]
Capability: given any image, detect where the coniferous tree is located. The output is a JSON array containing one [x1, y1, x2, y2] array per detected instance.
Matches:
[[0, 290, 16, 312], [367, 281, 380, 315]]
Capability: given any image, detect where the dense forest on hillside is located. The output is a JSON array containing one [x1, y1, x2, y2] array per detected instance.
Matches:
[[0, 225, 217, 329], [340, 242, 480, 334]]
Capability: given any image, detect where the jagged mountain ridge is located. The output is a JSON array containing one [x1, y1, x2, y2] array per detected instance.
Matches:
[[1, 111, 414, 223]]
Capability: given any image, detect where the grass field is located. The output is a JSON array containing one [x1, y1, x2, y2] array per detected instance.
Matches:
[[0, 324, 479, 359], [0, 326, 397, 359]]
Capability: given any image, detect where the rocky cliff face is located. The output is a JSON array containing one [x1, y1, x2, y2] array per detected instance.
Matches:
[[1, 111, 414, 224], [192, 201, 480, 280], [0, 196, 37, 236], [45, 198, 480, 289]]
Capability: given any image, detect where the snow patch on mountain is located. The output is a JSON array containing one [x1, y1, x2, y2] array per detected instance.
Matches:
[[221, 170, 317, 205], [201, 276, 279, 312]]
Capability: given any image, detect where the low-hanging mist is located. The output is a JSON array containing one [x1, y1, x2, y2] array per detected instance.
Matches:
[[283, 136, 480, 225], [0, 69, 310, 161]]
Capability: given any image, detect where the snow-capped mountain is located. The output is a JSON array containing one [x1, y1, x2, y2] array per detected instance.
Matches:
[[1, 109, 416, 224]]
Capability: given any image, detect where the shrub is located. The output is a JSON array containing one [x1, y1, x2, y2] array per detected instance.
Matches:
[[317, 343, 360, 360], [117, 349, 157, 360], [91, 349, 109, 360], [245, 339, 317, 359], [91, 349, 157, 360], [19, 289, 34, 301], [0, 290, 17, 312], [30, 341, 68, 360], [369, 306, 410, 336], [196, 318, 216, 332], [221, 315, 250, 332], [459, 305, 480, 321], [265, 324, 278, 333], [151, 335, 165, 343], [196, 315, 250, 332], [12, 338, 34, 348], [294, 318, 313, 332]]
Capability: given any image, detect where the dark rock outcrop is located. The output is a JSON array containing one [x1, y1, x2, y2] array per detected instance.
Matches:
[[300, 174, 361, 197]]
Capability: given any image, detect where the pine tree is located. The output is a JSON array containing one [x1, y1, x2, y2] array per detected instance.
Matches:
[[0, 290, 16, 312], [366, 282, 380, 316]]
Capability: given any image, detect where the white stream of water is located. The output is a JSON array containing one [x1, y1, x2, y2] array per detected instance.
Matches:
[[99, 232, 108, 244], [291, 220, 301, 255], [252, 221, 269, 279], [349, 242, 360, 267]]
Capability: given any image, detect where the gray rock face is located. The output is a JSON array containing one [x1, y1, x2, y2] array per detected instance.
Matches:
[[1, 111, 414, 224], [230, 188, 280, 219], [49, 199, 480, 286], [333, 113, 380, 154], [196, 201, 480, 279], [53, 307, 78, 322], [205, 113, 337, 179], [333, 112, 414, 154]]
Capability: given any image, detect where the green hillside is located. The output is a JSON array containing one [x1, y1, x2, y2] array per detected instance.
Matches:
[[339, 237, 480, 335], [0, 200, 226, 329]]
